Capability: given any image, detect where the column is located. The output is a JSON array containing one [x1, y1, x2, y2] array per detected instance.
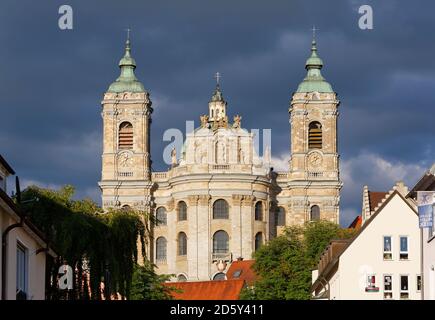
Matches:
[[231, 195, 243, 260], [187, 195, 199, 280], [166, 198, 176, 276], [241, 195, 255, 259], [197, 195, 211, 280]]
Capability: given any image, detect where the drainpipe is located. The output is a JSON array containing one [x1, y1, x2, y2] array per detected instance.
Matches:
[[421, 228, 424, 300], [1, 218, 23, 300]]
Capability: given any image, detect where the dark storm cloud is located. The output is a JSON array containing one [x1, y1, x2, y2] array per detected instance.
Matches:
[[0, 0, 434, 225]]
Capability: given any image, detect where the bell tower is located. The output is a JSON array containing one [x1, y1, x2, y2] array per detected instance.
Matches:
[[288, 37, 341, 224], [99, 36, 153, 211]]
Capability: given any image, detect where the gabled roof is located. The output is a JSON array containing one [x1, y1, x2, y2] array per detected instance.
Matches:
[[226, 260, 257, 285], [312, 190, 417, 294], [368, 191, 388, 211], [163, 279, 245, 300], [348, 215, 362, 229], [0, 154, 15, 175], [408, 163, 435, 197]]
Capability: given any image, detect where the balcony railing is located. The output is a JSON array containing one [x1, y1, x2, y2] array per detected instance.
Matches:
[[152, 172, 167, 179], [212, 252, 232, 262], [118, 172, 133, 177], [212, 164, 230, 170], [156, 257, 167, 264], [307, 171, 323, 179]]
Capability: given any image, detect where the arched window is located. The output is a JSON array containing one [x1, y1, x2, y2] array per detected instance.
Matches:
[[156, 207, 167, 226], [178, 232, 187, 256], [276, 207, 286, 226], [178, 201, 187, 221], [308, 121, 322, 149], [213, 230, 229, 254], [177, 274, 187, 282], [118, 122, 133, 149], [156, 237, 167, 262], [255, 202, 263, 221], [255, 232, 263, 251], [213, 199, 229, 219], [121, 204, 131, 211], [310, 205, 320, 221], [213, 273, 226, 281]]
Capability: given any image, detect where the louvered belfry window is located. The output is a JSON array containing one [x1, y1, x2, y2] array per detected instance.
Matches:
[[118, 122, 133, 149], [308, 121, 322, 149]]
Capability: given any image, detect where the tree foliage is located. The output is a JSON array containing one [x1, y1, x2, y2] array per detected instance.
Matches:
[[130, 263, 173, 300], [240, 220, 357, 300], [19, 185, 166, 300]]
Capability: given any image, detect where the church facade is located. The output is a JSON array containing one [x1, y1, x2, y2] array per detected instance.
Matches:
[[98, 37, 342, 281]]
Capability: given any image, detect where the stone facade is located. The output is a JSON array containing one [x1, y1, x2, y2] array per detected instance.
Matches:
[[284, 90, 341, 225], [99, 38, 342, 281]]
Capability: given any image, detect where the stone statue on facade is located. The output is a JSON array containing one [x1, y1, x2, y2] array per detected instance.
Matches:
[[233, 115, 242, 129], [171, 147, 177, 167], [200, 114, 209, 128]]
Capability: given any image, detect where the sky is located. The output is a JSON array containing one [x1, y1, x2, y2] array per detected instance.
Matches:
[[0, 0, 434, 227]]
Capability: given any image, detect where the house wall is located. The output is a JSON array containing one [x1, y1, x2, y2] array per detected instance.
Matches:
[[331, 194, 421, 300], [0, 200, 47, 300], [423, 228, 435, 299]]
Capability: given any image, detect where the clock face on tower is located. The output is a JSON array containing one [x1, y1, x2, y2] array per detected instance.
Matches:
[[118, 152, 133, 167], [308, 152, 323, 168]]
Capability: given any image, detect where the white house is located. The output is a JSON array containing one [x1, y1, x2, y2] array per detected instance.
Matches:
[[408, 163, 435, 300], [311, 182, 422, 300], [0, 154, 57, 300]]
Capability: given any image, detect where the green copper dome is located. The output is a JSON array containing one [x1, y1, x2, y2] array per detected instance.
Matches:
[[296, 40, 333, 93], [107, 39, 145, 93]]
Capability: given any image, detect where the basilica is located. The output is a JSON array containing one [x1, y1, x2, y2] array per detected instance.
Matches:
[[98, 36, 342, 281]]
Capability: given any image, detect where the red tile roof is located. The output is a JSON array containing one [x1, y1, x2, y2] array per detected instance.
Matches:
[[348, 215, 362, 229], [226, 260, 257, 285], [163, 279, 245, 300], [368, 191, 387, 211]]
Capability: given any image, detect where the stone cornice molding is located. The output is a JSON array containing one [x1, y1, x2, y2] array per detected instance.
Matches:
[[187, 195, 199, 206], [166, 198, 175, 211], [231, 194, 243, 206], [241, 195, 256, 206], [198, 195, 211, 206]]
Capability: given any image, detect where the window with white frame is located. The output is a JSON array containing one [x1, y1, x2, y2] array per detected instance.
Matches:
[[365, 274, 377, 291], [383, 236, 392, 260], [400, 275, 409, 299], [16, 242, 28, 300], [417, 275, 422, 292], [400, 236, 409, 260], [383, 275, 393, 299]]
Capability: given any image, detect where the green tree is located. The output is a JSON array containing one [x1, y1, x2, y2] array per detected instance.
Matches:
[[241, 221, 357, 300], [18, 185, 166, 300], [130, 263, 173, 300]]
